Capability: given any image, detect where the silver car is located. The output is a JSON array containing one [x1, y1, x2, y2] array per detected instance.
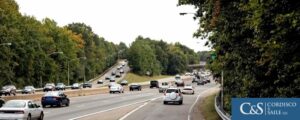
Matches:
[[109, 84, 124, 94], [0, 100, 44, 120], [163, 88, 183, 105]]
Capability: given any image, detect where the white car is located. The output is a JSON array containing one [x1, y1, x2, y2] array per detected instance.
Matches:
[[182, 85, 195, 94], [0, 100, 44, 120], [163, 88, 183, 105], [159, 82, 169, 93], [109, 84, 124, 93]]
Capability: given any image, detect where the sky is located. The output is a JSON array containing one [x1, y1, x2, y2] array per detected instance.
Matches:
[[15, 0, 211, 52]]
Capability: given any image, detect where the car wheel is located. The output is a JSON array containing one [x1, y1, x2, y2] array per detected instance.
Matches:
[[164, 101, 167, 105], [38, 112, 44, 120], [27, 114, 31, 120], [179, 100, 183, 105], [58, 101, 63, 107], [42, 105, 46, 108], [66, 102, 69, 106]]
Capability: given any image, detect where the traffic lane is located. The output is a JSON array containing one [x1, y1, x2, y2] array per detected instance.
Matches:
[[122, 83, 217, 120], [43, 88, 161, 120]]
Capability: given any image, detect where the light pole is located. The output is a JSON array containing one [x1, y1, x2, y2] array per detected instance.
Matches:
[[40, 52, 63, 87], [67, 57, 86, 86], [0, 43, 12, 46]]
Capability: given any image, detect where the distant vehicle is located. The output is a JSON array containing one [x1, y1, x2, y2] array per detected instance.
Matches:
[[110, 77, 116, 82], [197, 79, 205, 85], [117, 66, 122, 70], [71, 83, 80, 89], [120, 80, 128, 86], [163, 88, 183, 105], [0, 100, 44, 120], [109, 84, 124, 93], [97, 80, 103, 84], [22, 86, 35, 94], [174, 74, 184, 87], [115, 72, 122, 78], [111, 71, 116, 76], [41, 91, 70, 108], [182, 84, 194, 94], [55, 83, 66, 90], [120, 69, 124, 74], [150, 80, 159, 88], [43, 83, 55, 92], [105, 76, 110, 80], [159, 82, 169, 93], [185, 72, 192, 76], [0, 98, 4, 107], [0, 85, 16, 96], [129, 83, 142, 91], [82, 82, 92, 88]]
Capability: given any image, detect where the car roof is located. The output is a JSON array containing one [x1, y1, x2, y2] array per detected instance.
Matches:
[[167, 87, 180, 90]]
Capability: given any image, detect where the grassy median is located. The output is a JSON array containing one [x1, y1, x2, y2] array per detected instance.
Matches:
[[200, 93, 222, 120], [122, 73, 171, 83]]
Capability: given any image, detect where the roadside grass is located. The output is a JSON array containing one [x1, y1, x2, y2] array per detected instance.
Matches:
[[200, 93, 222, 120], [121, 72, 172, 84]]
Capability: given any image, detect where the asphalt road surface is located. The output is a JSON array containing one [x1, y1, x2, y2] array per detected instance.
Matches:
[[42, 78, 217, 120]]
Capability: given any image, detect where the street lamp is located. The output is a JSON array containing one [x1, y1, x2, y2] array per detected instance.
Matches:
[[67, 57, 86, 86], [40, 51, 64, 87]]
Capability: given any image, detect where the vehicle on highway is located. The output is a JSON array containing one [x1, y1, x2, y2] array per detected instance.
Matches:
[[120, 80, 128, 86], [120, 69, 124, 74], [197, 79, 205, 85], [150, 80, 159, 88], [0, 85, 16, 96], [0, 98, 4, 107], [43, 83, 55, 92], [41, 91, 70, 108], [55, 83, 66, 90], [110, 77, 116, 82], [115, 72, 122, 78], [109, 84, 124, 93], [0, 100, 44, 120], [108, 82, 115, 88], [175, 74, 185, 86], [82, 82, 92, 88], [105, 76, 110, 80], [71, 83, 81, 89], [111, 70, 116, 76], [97, 79, 103, 84], [182, 84, 194, 94], [163, 88, 183, 105], [159, 82, 169, 93], [129, 83, 142, 91], [22, 86, 35, 94]]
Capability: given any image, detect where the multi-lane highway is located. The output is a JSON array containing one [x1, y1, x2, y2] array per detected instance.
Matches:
[[41, 78, 217, 120]]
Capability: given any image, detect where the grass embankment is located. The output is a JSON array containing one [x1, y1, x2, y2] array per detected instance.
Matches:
[[200, 93, 222, 120], [122, 73, 171, 83]]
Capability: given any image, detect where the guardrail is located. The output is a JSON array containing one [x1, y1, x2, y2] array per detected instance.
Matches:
[[215, 92, 231, 120]]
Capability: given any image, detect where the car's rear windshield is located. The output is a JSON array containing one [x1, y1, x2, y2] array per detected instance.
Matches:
[[151, 81, 158, 83], [166, 89, 179, 93], [3, 101, 26, 108], [162, 82, 168, 85], [44, 92, 59, 97]]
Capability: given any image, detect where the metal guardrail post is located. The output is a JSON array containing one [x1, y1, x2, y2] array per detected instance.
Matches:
[[214, 92, 231, 120]]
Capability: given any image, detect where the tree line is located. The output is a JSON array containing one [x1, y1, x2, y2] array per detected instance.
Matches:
[[0, 0, 119, 88], [179, 0, 300, 112], [127, 36, 199, 76]]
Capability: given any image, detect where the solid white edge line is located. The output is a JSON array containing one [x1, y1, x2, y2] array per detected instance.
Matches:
[[188, 87, 216, 120], [68, 96, 162, 120], [119, 97, 162, 120]]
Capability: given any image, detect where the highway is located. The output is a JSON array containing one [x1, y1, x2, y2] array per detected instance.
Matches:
[[42, 78, 217, 120]]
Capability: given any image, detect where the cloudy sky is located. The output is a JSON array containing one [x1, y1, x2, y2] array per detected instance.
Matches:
[[15, 0, 210, 52]]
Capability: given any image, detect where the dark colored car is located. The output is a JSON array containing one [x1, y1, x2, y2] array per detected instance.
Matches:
[[41, 91, 69, 108], [43, 83, 55, 92], [115, 72, 122, 78], [197, 80, 205, 85], [129, 84, 142, 91], [22, 86, 35, 94], [55, 83, 66, 90], [150, 80, 159, 88], [0, 85, 16, 96], [82, 82, 92, 88]]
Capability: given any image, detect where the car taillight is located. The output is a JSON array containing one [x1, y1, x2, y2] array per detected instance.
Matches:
[[177, 93, 181, 96]]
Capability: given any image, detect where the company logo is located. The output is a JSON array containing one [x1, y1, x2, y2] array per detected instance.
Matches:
[[240, 102, 264, 115], [232, 98, 300, 120]]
